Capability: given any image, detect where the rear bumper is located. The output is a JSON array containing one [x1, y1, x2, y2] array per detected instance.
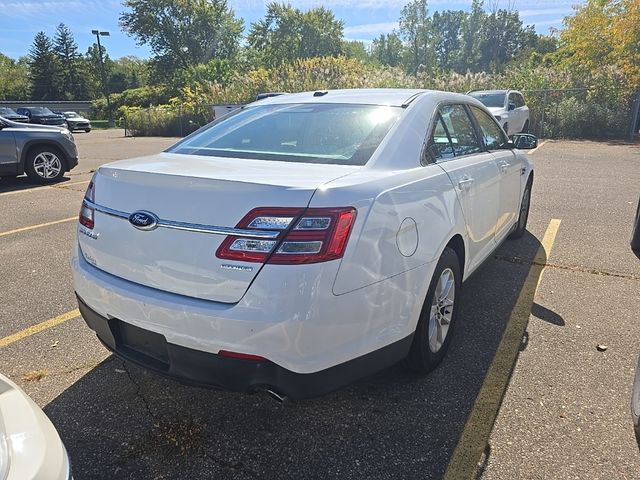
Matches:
[[77, 294, 412, 399]]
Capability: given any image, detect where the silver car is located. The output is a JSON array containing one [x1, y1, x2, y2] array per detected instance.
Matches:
[[0, 116, 78, 184]]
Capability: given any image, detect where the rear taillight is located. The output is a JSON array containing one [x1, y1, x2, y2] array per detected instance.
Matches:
[[79, 181, 95, 229], [216, 207, 357, 264]]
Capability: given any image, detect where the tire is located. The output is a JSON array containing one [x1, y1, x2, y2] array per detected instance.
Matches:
[[404, 247, 461, 373], [509, 179, 532, 239], [631, 198, 640, 256], [24, 145, 66, 184], [85, 128, 91, 133], [521, 120, 530, 133]]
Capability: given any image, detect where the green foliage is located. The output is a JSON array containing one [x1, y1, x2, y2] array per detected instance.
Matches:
[[29, 32, 63, 100], [371, 33, 404, 68], [91, 85, 172, 118], [53, 24, 90, 99], [0, 54, 30, 100], [247, 3, 344, 67], [120, 0, 243, 77], [121, 105, 205, 136]]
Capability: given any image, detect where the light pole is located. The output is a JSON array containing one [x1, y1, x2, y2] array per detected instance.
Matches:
[[91, 29, 113, 127]]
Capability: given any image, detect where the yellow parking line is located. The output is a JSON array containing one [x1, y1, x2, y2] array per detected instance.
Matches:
[[443, 219, 561, 480], [0, 309, 80, 349], [528, 139, 548, 155], [0, 179, 89, 197], [0, 216, 76, 238]]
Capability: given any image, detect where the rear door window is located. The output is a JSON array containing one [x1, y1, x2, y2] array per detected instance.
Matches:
[[439, 105, 483, 157], [470, 106, 508, 150], [425, 114, 455, 162]]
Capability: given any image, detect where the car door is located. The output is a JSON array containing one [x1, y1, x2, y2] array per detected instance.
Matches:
[[509, 92, 527, 133], [470, 105, 522, 242], [516, 93, 529, 132], [428, 104, 501, 271], [0, 122, 17, 169]]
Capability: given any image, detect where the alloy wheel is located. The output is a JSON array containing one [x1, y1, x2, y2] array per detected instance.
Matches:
[[428, 267, 456, 353], [33, 152, 62, 179]]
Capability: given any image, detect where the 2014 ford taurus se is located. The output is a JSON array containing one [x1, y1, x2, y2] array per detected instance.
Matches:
[[72, 89, 536, 400]]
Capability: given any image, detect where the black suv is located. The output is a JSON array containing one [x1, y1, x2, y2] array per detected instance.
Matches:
[[16, 107, 66, 126]]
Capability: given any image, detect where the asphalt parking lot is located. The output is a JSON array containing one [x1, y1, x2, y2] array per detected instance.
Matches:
[[0, 130, 638, 479]]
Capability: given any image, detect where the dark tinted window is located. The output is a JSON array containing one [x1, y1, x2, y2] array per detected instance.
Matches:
[[515, 93, 525, 107], [439, 105, 482, 157], [469, 92, 506, 108], [426, 114, 454, 162], [470, 106, 507, 150], [29, 107, 54, 115], [170, 103, 403, 166]]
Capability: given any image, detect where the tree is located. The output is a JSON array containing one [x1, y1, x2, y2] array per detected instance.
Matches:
[[560, 0, 640, 87], [120, 0, 243, 75], [85, 43, 113, 98], [0, 54, 30, 100], [457, 0, 484, 72], [29, 32, 62, 100], [399, 0, 432, 74], [247, 3, 344, 67], [342, 40, 370, 63], [431, 11, 464, 71], [53, 23, 89, 99], [371, 33, 404, 68]]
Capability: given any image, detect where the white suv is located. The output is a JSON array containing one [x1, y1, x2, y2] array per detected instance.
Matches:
[[468, 90, 530, 136]]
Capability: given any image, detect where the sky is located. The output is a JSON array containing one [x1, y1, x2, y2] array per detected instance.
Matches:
[[0, 0, 580, 60]]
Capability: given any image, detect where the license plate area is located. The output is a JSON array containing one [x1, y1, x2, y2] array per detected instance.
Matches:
[[110, 319, 170, 371]]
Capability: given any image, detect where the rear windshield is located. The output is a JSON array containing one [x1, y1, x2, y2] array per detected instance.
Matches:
[[169, 103, 403, 166], [469, 93, 506, 108]]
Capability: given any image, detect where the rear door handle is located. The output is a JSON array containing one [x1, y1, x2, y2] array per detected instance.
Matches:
[[457, 177, 474, 190], [498, 160, 510, 173]]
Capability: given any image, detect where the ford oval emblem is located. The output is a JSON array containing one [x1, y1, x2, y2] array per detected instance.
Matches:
[[128, 211, 159, 231]]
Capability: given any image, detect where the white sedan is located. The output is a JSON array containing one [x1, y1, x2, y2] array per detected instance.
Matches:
[[72, 89, 536, 400], [0, 374, 71, 479]]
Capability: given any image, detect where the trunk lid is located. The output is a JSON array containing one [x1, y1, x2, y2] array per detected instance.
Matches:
[[79, 153, 358, 303]]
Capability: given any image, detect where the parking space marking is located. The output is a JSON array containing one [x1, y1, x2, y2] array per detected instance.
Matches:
[[443, 218, 561, 480], [0, 309, 80, 349], [528, 139, 548, 155], [0, 179, 89, 197], [0, 216, 76, 238]]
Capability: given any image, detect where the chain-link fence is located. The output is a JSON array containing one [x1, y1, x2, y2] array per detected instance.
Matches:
[[521, 88, 637, 140]]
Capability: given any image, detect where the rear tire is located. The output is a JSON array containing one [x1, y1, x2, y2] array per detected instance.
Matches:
[[25, 145, 66, 184], [404, 247, 461, 373], [509, 179, 532, 239]]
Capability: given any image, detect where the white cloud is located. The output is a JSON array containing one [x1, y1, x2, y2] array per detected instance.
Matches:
[[519, 7, 573, 18], [344, 22, 398, 36]]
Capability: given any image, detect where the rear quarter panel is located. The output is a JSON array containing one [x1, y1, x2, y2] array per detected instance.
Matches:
[[310, 166, 465, 296]]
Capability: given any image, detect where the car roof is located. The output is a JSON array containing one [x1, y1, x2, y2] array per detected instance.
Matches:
[[469, 90, 508, 95], [254, 88, 438, 107]]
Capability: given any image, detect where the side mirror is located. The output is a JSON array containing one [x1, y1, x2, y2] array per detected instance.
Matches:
[[512, 133, 538, 150], [508, 103, 516, 111]]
